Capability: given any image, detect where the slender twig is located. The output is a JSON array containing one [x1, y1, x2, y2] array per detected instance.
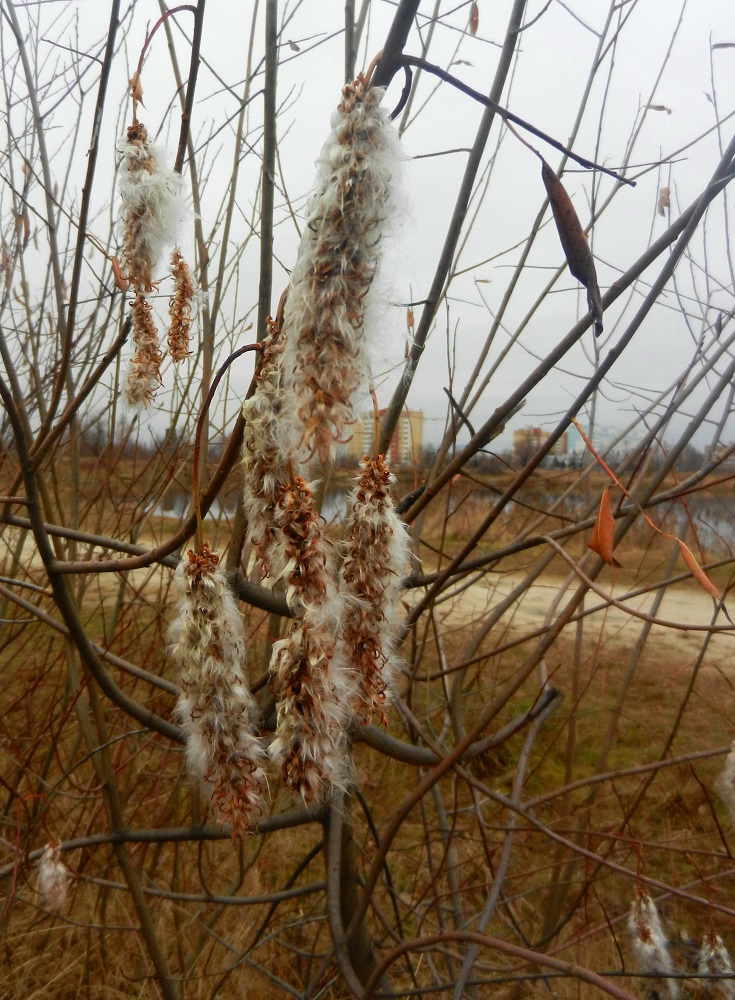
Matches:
[[192, 343, 259, 547], [399, 55, 634, 185], [378, 0, 529, 456], [173, 0, 206, 173], [132, 5, 197, 122], [363, 931, 638, 1000]]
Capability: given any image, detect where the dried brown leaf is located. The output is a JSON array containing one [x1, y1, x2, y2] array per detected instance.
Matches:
[[129, 72, 145, 107], [406, 306, 414, 332], [645, 103, 672, 114], [541, 158, 603, 336], [469, 2, 479, 35], [111, 256, 129, 294], [588, 486, 620, 567], [657, 186, 670, 217], [678, 539, 720, 601]]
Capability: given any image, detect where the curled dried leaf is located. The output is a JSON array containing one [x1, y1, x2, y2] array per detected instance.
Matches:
[[588, 486, 621, 567], [129, 72, 145, 107], [469, 2, 479, 35], [678, 539, 721, 601], [111, 256, 129, 294], [541, 158, 603, 336], [406, 306, 414, 332], [657, 186, 670, 217], [645, 103, 672, 114]]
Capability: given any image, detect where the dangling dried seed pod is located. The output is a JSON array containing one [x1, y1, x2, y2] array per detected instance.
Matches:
[[168, 249, 193, 361], [541, 158, 604, 336], [126, 292, 162, 407], [170, 543, 266, 836], [268, 477, 356, 802], [279, 74, 401, 467], [118, 121, 182, 293], [340, 454, 410, 725]]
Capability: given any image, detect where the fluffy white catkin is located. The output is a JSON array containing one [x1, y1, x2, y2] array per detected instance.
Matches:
[[268, 477, 356, 803], [118, 121, 182, 293], [170, 543, 266, 835], [37, 841, 70, 913], [118, 120, 184, 406], [340, 453, 410, 724], [279, 76, 401, 468], [698, 933, 735, 999], [241, 322, 290, 584], [628, 887, 680, 999]]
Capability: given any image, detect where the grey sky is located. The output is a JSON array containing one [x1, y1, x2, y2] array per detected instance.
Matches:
[[13, 0, 735, 451]]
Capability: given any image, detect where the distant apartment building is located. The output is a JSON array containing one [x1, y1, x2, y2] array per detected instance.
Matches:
[[345, 409, 424, 466], [512, 427, 568, 461]]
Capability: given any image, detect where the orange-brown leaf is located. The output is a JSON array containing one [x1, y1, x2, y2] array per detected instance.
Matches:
[[541, 158, 603, 336], [111, 256, 129, 294], [129, 72, 145, 107], [678, 540, 720, 600], [406, 306, 414, 332], [657, 186, 670, 216], [588, 486, 620, 566], [469, 2, 479, 35]]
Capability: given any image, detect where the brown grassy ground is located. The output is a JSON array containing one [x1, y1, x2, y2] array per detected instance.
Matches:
[[1, 461, 734, 997]]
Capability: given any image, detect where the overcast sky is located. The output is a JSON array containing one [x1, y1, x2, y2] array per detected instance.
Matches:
[[11, 0, 735, 451]]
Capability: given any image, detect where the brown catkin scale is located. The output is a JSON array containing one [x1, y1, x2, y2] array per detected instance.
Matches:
[[168, 249, 193, 361]]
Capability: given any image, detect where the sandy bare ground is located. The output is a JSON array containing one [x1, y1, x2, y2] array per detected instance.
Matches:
[[3, 522, 734, 672], [443, 570, 735, 667]]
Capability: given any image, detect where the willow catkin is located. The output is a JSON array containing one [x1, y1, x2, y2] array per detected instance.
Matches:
[[268, 477, 356, 803], [697, 933, 735, 999], [279, 75, 401, 468], [168, 248, 193, 361], [118, 122, 182, 293], [340, 454, 410, 725], [170, 543, 266, 835], [628, 886, 680, 999], [126, 291, 162, 406], [118, 120, 183, 405], [37, 841, 70, 913], [241, 323, 290, 583]]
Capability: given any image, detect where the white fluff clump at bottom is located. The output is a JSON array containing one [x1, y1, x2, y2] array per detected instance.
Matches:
[[698, 933, 735, 999], [340, 454, 410, 725], [628, 887, 680, 999], [37, 840, 70, 913], [279, 76, 402, 469], [170, 543, 266, 836]]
